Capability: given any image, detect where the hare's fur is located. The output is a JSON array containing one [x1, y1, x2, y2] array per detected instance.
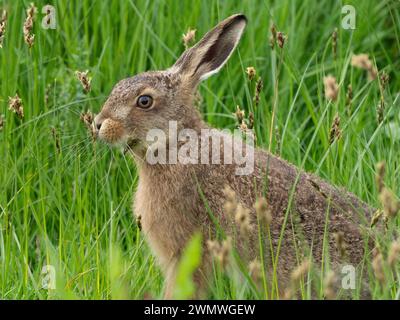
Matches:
[[95, 14, 374, 298]]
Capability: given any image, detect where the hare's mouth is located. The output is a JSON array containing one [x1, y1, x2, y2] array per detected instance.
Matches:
[[123, 138, 140, 154]]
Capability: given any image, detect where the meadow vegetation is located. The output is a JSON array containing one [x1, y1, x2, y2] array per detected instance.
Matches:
[[0, 0, 399, 299]]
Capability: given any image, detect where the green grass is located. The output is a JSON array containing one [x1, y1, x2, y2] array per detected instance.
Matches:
[[0, 0, 399, 299]]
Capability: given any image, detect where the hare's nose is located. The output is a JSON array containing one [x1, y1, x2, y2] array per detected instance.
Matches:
[[94, 115, 103, 131], [96, 121, 102, 130]]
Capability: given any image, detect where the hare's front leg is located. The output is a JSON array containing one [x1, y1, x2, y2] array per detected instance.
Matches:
[[163, 260, 178, 299], [163, 252, 210, 299]]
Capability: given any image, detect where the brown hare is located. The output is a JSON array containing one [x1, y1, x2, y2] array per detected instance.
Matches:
[[94, 14, 374, 299]]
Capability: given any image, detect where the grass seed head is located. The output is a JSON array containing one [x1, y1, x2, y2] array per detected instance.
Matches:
[[376, 98, 385, 124], [378, 187, 400, 219], [375, 161, 385, 193], [276, 31, 286, 49], [0, 114, 4, 131], [206, 239, 219, 256], [274, 126, 281, 155], [207, 237, 232, 268], [323, 271, 337, 300], [0, 9, 7, 48], [234, 105, 245, 124], [248, 112, 254, 130], [269, 35, 275, 50], [246, 66, 256, 81], [270, 23, 277, 39], [290, 259, 311, 286], [388, 239, 400, 269], [255, 197, 272, 226], [269, 23, 277, 49], [182, 28, 196, 49], [235, 203, 252, 236], [80, 110, 93, 126], [370, 209, 383, 228], [219, 237, 232, 267], [223, 185, 237, 219], [249, 259, 262, 284], [329, 113, 341, 145], [253, 77, 263, 107], [379, 71, 389, 92], [351, 54, 377, 80], [8, 94, 24, 119], [331, 28, 338, 59], [76, 70, 92, 93], [351, 54, 372, 69], [27, 3, 36, 17], [323, 75, 339, 101], [239, 120, 248, 133], [23, 3, 36, 48], [372, 251, 386, 285], [80, 110, 96, 141], [24, 34, 35, 48]]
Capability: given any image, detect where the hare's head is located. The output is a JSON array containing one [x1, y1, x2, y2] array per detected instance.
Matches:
[[94, 14, 247, 153]]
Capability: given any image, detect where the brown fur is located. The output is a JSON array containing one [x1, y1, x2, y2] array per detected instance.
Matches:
[[94, 14, 374, 299]]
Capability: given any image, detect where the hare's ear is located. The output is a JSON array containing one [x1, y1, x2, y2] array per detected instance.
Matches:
[[170, 14, 247, 87]]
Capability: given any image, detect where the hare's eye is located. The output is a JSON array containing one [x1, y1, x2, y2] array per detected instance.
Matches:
[[137, 95, 153, 109]]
